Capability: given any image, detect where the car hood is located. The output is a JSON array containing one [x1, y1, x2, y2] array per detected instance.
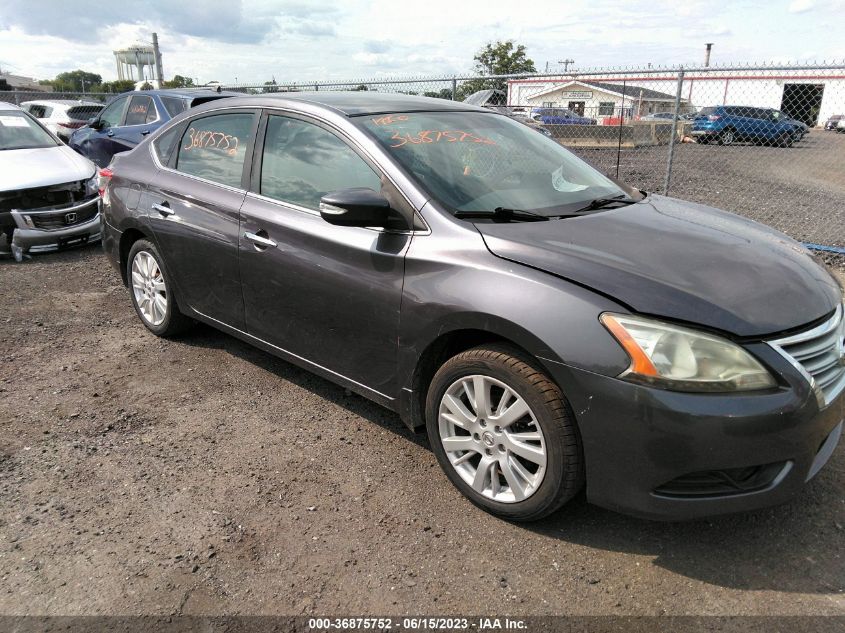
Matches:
[[0, 145, 96, 191], [476, 194, 842, 338]]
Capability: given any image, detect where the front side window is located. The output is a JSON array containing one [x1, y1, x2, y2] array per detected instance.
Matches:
[[0, 111, 58, 150], [99, 97, 129, 128], [359, 111, 626, 216], [125, 96, 156, 126], [260, 116, 381, 210], [175, 112, 255, 188]]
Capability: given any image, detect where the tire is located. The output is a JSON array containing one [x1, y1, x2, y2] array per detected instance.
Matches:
[[718, 129, 735, 145], [127, 239, 193, 337], [776, 132, 793, 148], [425, 345, 584, 521]]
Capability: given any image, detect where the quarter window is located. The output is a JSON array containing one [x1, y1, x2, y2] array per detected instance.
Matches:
[[161, 96, 188, 118], [260, 116, 381, 210], [175, 113, 255, 189]]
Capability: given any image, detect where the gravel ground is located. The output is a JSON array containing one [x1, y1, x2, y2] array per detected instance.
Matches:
[[1, 246, 844, 619], [570, 129, 845, 250]]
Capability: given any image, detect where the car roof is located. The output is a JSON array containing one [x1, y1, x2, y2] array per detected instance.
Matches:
[[0, 102, 23, 111], [191, 91, 490, 117], [115, 88, 243, 100], [20, 99, 102, 107]]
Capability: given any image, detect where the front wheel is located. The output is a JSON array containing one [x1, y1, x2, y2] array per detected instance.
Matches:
[[718, 129, 735, 145], [426, 345, 584, 521]]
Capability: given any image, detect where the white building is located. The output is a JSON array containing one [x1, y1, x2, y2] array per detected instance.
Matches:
[[508, 67, 845, 126]]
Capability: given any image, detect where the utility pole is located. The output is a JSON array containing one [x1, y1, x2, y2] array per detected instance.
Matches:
[[559, 59, 575, 72], [152, 32, 164, 84]]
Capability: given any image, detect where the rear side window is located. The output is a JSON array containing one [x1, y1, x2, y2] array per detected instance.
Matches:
[[67, 105, 103, 121], [27, 105, 51, 118], [161, 96, 187, 118], [125, 96, 156, 126], [175, 112, 255, 188], [259, 115, 381, 210]]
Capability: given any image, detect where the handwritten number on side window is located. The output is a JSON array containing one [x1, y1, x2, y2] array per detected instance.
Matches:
[[182, 127, 240, 156]]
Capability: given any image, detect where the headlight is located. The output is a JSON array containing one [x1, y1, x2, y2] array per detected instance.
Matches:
[[600, 313, 776, 392], [84, 173, 98, 197]]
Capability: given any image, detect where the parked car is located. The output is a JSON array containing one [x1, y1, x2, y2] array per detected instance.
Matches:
[[20, 99, 104, 142], [824, 114, 843, 130], [531, 107, 595, 125], [691, 106, 804, 146], [100, 93, 844, 522], [68, 88, 239, 167], [0, 103, 99, 262], [507, 113, 554, 137]]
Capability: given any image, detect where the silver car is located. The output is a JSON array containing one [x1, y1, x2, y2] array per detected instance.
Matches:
[[0, 103, 100, 261]]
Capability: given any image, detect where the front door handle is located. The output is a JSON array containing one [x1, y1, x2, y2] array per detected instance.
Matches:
[[141, 130, 151, 136], [244, 231, 277, 249], [106, 131, 114, 137], [152, 202, 174, 217]]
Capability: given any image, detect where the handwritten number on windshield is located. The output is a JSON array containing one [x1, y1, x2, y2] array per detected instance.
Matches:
[[390, 130, 496, 148]]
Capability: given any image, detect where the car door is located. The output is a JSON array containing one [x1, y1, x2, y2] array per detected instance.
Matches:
[[83, 95, 130, 166], [238, 112, 411, 397], [147, 109, 259, 329], [111, 94, 160, 151]]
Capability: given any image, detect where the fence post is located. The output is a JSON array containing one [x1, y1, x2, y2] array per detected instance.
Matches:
[[663, 68, 685, 196], [451, 77, 457, 101]]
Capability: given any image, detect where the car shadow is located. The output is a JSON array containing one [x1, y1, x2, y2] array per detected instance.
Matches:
[[176, 322, 842, 596]]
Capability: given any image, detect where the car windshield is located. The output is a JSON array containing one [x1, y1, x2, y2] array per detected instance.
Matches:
[[0, 111, 58, 150], [359, 111, 627, 216]]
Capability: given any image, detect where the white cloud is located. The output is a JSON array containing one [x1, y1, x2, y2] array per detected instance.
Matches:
[[788, 0, 815, 12]]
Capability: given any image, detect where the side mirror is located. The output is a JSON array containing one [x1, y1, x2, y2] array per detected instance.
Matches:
[[89, 118, 104, 130], [319, 188, 391, 228]]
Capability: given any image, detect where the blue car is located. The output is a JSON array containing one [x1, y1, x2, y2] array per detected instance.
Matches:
[[691, 105, 802, 147], [531, 107, 596, 126], [69, 89, 238, 167]]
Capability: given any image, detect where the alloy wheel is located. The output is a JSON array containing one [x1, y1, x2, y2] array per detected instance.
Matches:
[[438, 374, 547, 503], [131, 251, 168, 327]]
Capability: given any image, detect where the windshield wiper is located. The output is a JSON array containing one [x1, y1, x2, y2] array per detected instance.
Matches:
[[573, 195, 639, 213], [454, 207, 550, 222]]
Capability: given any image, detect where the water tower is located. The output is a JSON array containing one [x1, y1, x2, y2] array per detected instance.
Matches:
[[113, 34, 163, 83]]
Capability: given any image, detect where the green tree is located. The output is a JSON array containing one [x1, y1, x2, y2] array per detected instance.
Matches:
[[458, 40, 536, 100], [139, 82, 154, 90], [352, 84, 369, 91], [99, 79, 136, 94], [423, 88, 454, 100], [52, 69, 102, 92], [163, 75, 195, 89], [262, 79, 278, 93]]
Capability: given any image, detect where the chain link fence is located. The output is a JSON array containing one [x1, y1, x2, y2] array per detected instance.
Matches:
[[4, 62, 843, 261]]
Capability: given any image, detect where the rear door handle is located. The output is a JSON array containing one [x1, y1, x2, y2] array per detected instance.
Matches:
[[244, 231, 277, 249], [152, 202, 174, 217], [106, 131, 114, 137]]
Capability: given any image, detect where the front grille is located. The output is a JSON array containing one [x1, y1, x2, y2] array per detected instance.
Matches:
[[654, 462, 789, 498], [769, 305, 845, 408], [0, 180, 88, 212], [29, 200, 98, 230]]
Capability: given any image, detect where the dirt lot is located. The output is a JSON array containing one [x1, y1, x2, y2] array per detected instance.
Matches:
[[571, 129, 845, 249], [1, 245, 844, 619]]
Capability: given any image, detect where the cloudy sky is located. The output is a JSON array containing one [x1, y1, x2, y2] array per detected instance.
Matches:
[[0, 0, 839, 85]]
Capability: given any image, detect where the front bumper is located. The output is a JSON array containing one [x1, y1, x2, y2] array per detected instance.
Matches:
[[545, 346, 844, 521], [7, 197, 101, 254]]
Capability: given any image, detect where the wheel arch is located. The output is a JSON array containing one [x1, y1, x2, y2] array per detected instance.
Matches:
[[398, 317, 568, 431], [118, 226, 152, 286]]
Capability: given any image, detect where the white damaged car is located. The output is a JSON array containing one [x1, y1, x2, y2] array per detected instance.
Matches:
[[1, 102, 99, 261]]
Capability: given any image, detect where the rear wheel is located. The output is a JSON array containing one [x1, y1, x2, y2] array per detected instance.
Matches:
[[127, 239, 193, 337], [426, 345, 584, 521], [718, 129, 735, 145]]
